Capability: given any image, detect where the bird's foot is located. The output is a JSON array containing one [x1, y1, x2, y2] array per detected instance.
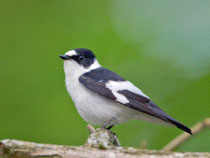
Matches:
[[86, 124, 120, 148], [103, 127, 117, 136]]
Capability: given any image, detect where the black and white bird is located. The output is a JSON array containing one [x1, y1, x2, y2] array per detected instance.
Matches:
[[59, 48, 192, 134]]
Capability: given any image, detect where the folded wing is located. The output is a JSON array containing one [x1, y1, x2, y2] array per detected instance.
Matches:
[[79, 67, 192, 134]]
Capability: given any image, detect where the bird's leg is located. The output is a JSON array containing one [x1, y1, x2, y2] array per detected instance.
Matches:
[[107, 125, 114, 130], [100, 118, 118, 137], [101, 117, 116, 130]]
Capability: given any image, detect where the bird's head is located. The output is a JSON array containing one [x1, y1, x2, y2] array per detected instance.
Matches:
[[59, 48, 101, 77]]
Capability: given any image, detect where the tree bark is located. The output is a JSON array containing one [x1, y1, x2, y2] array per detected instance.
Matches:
[[0, 127, 209, 158], [1, 139, 210, 158]]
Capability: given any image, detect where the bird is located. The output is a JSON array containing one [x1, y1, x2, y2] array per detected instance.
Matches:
[[59, 48, 192, 134]]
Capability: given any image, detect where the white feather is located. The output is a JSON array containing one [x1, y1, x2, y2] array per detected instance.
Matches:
[[64, 58, 136, 126], [112, 91, 129, 104], [63, 56, 172, 127], [65, 50, 77, 57], [106, 81, 149, 103]]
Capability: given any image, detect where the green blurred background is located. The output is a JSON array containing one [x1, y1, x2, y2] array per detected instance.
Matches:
[[0, 0, 209, 152]]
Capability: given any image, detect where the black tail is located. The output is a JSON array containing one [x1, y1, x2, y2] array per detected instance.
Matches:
[[168, 119, 192, 135]]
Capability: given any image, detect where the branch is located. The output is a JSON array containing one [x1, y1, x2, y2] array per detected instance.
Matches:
[[0, 126, 209, 158], [163, 118, 210, 151], [1, 139, 210, 158]]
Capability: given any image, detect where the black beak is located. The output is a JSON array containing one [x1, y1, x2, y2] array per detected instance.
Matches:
[[59, 55, 69, 60]]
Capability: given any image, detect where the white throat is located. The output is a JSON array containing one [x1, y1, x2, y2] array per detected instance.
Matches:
[[64, 58, 101, 98], [64, 59, 101, 80]]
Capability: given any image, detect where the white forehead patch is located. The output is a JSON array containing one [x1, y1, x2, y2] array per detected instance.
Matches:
[[65, 50, 77, 57]]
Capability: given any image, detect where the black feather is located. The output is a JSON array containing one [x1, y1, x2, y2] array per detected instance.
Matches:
[[79, 67, 192, 134], [119, 90, 192, 134], [166, 118, 192, 135], [79, 67, 125, 100]]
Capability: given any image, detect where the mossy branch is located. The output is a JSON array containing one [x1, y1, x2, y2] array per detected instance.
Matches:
[[0, 125, 209, 158]]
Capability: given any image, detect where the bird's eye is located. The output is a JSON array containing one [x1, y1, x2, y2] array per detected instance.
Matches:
[[78, 55, 84, 61]]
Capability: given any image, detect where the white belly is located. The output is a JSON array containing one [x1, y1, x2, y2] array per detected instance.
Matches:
[[65, 78, 137, 126]]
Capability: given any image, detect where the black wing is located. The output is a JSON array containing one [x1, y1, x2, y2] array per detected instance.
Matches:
[[79, 67, 125, 100], [79, 67, 192, 134], [118, 90, 192, 134]]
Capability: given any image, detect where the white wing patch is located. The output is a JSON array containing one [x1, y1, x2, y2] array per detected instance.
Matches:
[[106, 80, 149, 104], [112, 91, 129, 104]]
